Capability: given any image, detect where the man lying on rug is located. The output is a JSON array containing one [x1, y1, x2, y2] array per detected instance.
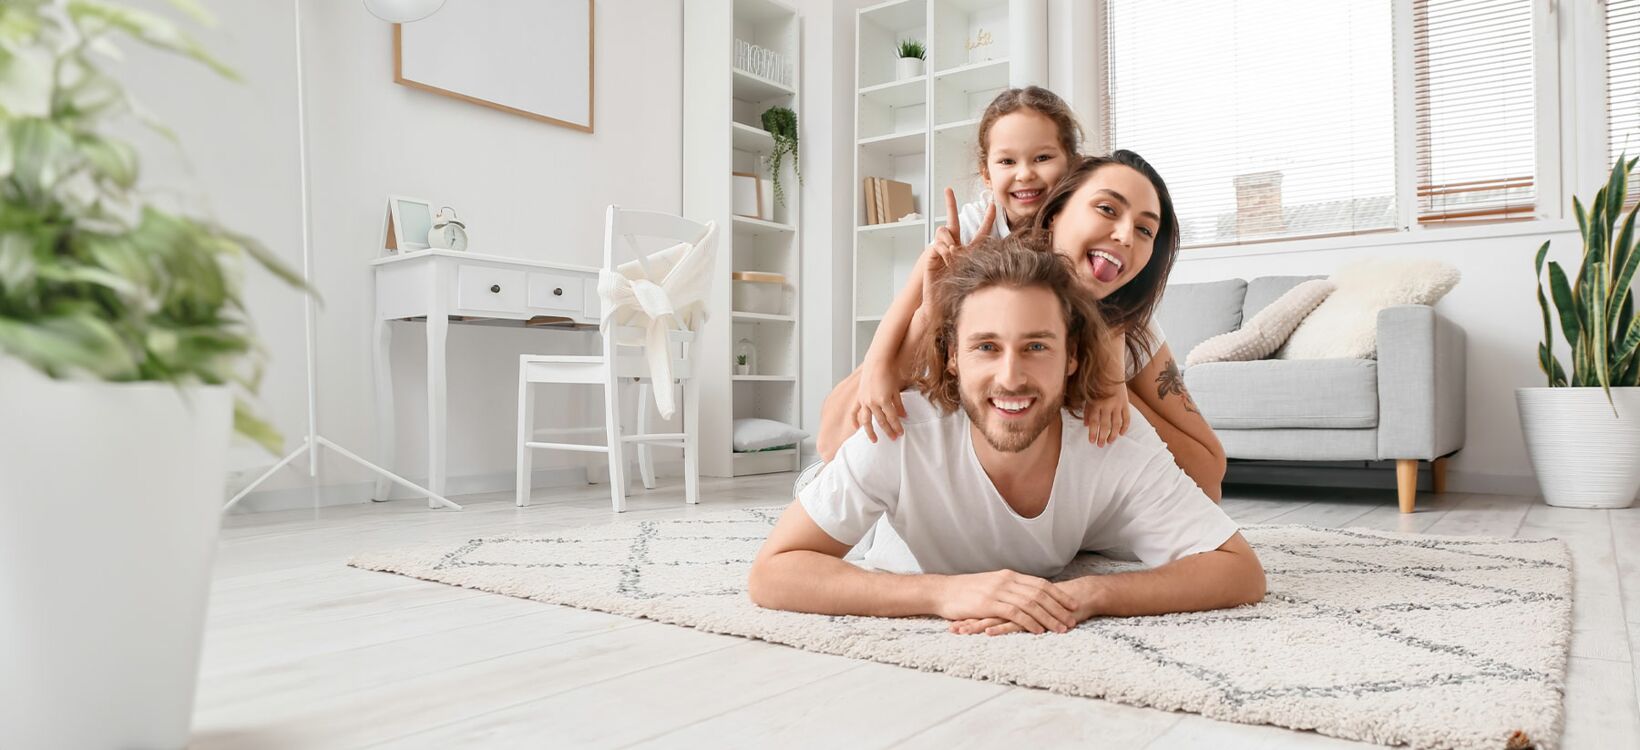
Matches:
[[748, 237, 1265, 636]]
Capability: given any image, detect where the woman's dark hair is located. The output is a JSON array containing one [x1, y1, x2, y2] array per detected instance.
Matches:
[[1031, 150, 1179, 369], [914, 234, 1112, 418], [975, 86, 1084, 178]]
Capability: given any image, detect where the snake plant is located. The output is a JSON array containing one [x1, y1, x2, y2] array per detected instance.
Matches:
[[0, 0, 305, 450], [1533, 154, 1640, 409]]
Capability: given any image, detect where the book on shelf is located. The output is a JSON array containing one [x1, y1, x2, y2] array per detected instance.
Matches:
[[862, 177, 917, 226]]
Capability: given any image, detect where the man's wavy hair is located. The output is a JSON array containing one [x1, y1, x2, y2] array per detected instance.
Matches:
[[913, 234, 1113, 417]]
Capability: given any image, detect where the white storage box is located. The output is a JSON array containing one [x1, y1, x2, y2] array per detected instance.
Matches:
[[732, 271, 788, 315], [731, 172, 773, 221]]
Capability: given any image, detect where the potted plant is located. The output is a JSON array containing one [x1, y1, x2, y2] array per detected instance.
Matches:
[[896, 38, 926, 79], [736, 353, 751, 376], [761, 105, 800, 208], [0, 2, 303, 747], [1520, 155, 1640, 508]]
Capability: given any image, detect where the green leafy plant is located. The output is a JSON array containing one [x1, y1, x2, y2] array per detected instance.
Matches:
[[0, 0, 306, 451], [896, 38, 926, 60], [760, 105, 800, 207], [1533, 154, 1640, 408]]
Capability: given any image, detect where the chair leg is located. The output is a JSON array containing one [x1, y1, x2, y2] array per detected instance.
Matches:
[[636, 382, 657, 490], [1432, 457, 1448, 494], [1396, 459, 1419, 514], [515, 363, 534, 507], [683, 377, 700, 505], [604, 375, 627, 513]]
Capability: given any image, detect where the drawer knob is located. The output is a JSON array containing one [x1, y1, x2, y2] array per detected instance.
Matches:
[[490, 284, 501, 293], [553, 287, 564, 296]]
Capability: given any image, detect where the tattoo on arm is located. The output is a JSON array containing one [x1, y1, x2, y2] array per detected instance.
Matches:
[[1155, 359, 1200, 414]]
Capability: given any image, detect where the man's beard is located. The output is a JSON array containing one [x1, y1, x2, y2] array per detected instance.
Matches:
[[959, 388, 1063, 453]]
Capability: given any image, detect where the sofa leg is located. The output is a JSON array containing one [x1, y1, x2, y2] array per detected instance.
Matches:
[[1397, 459, 1419, 513], [1432, 457, 1448, 494]]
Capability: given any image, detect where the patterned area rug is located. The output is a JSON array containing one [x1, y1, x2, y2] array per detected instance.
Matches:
[[349, 507, 1571, 750]]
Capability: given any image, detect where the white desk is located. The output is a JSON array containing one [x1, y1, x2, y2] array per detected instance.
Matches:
[[371, 249, 601, 506]]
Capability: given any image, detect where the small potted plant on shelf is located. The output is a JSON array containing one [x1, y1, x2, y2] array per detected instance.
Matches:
[[761, 105, 801, 208], [736, 354, 751, 376], [1519, 155, 1640, 509], [897, 38, 926, 79], [0, 3, 304, 748]]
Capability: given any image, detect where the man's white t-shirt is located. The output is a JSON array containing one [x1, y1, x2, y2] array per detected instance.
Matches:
[[798, 392, 1238, 578]]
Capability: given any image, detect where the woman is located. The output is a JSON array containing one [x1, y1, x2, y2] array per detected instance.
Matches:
[[817, 150, 1226, 500]]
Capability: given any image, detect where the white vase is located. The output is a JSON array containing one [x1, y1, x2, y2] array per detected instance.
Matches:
[[1516, 386, 1640, 508], [897, 57, 924, 79], [0, 357, 233, 749]]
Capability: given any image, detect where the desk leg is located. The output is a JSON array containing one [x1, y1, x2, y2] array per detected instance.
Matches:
[[372, 316, 394, 502], [427, 312, 449, 508]]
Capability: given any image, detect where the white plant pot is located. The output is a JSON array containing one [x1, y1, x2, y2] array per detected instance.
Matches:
[[897, 57, 924, 79], [0, 357, 233, 749], [1516, 386, 1640, 509], [736, 364, 752, 376]]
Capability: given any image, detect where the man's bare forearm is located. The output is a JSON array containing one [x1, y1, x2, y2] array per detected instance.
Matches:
[[1063, 547, 1264, 620], [748, 550, 946, 618]]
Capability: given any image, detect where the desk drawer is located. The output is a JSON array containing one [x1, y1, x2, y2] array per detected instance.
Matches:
[[456, 266, 527, 313], [528, 271, 586, 313]]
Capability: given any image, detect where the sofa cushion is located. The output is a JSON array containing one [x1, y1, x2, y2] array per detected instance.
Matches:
[[1184, 358, 1379, 429], [1244, 275, 1327, 318], [1186, 279, 1336, 366], [1279, 259, 1460, 360], [1154, 279, 1248, 361]]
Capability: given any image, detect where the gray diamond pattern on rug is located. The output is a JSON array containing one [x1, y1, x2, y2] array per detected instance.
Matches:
[[350, 507, 1571, 750]]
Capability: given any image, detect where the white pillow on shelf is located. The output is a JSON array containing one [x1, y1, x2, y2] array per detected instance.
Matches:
[[1186, 279, 1336, 366], [1278, 259, 1460, 360], [732, 418, 809, 452]]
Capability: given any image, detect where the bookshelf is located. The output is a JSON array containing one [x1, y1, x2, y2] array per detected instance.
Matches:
[[684, 0, 804, 477], [851, 0, 1042, 365]]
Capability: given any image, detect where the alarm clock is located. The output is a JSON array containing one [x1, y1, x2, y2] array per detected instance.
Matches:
[[429, 206, 468, 252]]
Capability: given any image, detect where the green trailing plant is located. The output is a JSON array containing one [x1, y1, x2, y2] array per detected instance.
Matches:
[[896, 38, 926, 60], [760, 105, 800, 207], [1533, 154, 1640, 409], [0, 0, 306, 451]]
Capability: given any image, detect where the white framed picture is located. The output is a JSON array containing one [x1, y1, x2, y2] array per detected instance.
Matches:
[[381, 194, 434, 253]]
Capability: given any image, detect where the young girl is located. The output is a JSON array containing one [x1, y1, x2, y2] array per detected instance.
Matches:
[[817, 146, 1226, 501]]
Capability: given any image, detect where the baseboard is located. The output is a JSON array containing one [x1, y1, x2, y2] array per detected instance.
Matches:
[[1224, 460, 1540, 498], [225, 459, 686, 515]]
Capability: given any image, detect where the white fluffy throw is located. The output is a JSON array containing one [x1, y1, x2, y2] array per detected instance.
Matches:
[[1278, 258, 1460, 360]]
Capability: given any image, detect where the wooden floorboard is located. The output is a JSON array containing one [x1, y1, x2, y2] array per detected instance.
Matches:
[[190, 475, 1637, 749]]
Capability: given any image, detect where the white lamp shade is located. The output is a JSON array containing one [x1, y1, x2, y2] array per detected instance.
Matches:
[[363, 0, 445, 23]]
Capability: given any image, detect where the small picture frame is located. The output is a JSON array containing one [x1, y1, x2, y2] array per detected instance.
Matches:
[[381, 195, 434, 254]]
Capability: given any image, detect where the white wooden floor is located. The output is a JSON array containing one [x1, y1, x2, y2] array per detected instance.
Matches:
[[193, 475, 1640, 749]]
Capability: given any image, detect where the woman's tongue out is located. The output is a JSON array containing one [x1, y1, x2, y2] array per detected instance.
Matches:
[[1090, 253, 1122, 283]]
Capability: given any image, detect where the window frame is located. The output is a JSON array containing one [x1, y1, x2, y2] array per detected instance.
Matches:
[[1087, 0, 1593, 257]]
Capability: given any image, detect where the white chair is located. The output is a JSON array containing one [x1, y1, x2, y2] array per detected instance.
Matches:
[[516, 206, 716, 512]]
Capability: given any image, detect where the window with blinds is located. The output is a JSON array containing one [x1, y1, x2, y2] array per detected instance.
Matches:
[[1610, 0, 1640, 207], [1101, 0, 1398, 247], [1414, 0, 1537, 224], [1099, 0, 1542, 246]]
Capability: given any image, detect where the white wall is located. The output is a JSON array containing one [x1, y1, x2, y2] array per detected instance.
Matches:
[[122, 0, 683, 507]]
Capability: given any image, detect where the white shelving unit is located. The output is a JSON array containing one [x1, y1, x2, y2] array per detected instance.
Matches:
[[852, 0, 1043, 365], [684, 0, 804, 477]]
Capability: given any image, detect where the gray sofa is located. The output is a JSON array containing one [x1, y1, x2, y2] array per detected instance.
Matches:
[[1154, 276, 1466, 512]]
